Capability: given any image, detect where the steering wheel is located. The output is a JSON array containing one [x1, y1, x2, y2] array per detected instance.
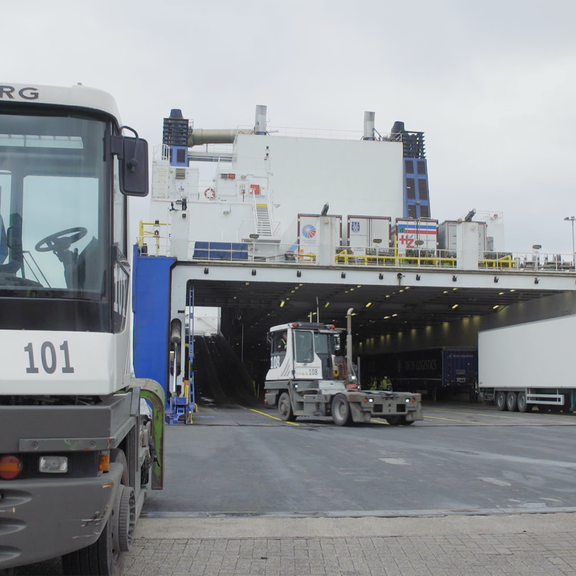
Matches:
[[35, 227, 87, 253]]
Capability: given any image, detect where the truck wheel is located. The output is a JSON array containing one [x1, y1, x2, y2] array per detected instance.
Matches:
[[517, 392, 532, 413], [117, 486, 136, 552], [495, 391, 507, 411], [506, 391, 518, 412], [278, 392, 296, 422], [62, 514, 123, 575], [331, 394, 352, 426], [386, 416, 412, 426]]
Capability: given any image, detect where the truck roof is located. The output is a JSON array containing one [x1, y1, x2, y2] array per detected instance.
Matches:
[[269, 322, 341, 332], [0, 82, 121, 123]]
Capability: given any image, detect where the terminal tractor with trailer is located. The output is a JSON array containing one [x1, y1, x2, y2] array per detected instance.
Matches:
[[264, 314, 423, 425], [0, 83, 164, 575]]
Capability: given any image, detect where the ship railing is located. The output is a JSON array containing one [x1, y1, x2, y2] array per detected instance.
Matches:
[[137, 220, 169, 256], [134, 230, 576, 273]]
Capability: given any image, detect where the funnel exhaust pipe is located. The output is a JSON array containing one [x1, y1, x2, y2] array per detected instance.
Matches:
[[255, 105, 267, 134], [363, 111, 375, 140]]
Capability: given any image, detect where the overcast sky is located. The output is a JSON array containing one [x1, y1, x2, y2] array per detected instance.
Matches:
[[3, 0, 575, 255]]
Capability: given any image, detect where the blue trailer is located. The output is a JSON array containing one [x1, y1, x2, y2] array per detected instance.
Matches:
[[362, 347, 478, 401], [394, 347, 478, 400]]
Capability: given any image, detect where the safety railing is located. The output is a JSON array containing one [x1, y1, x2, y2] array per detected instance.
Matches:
[[135, 229, 576, 273], [138, 221, 169, 256]]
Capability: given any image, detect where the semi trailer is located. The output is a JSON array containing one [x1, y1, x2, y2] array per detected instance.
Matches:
[[478, 314, 576, 412], [361, 347, 477, 400], [263, 315, 423, 426], [394, 347, 477, 400], [0, 83, 164, 575]]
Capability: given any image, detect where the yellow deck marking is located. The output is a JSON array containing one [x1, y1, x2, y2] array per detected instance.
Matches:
[[426, 408, 568, 421], [238, 405, 299, 426], [424, 415, 490, 425]]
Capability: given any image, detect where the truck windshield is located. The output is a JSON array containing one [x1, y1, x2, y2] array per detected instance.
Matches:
[[0, 113, 106, 298]]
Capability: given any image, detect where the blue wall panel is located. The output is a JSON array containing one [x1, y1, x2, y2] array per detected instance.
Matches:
[[132, 246, 176, 395]]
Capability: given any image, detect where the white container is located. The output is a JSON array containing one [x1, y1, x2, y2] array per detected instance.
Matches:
[[346, 215, 391, 252], [296, 213, 342, 265], [438, 220, 487, 254], [392, 218, 438, 255]]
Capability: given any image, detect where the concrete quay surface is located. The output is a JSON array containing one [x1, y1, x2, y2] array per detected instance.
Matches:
[[123, 513, 576, 576]]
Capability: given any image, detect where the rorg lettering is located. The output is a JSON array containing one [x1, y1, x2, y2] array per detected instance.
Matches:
[[0, 85, 39, 100]]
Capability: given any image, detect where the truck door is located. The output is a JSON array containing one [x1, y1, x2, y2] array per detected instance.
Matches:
[[313, 332, 334, 379]]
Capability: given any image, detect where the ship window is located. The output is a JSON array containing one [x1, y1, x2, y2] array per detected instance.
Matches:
[[417, 161, 426, 175], [420, 205, 430, 218], [418, 179, 428, 200], [404, 160, 414, 174], [407, 204, 417, 218], [406, 178, 415, 200]]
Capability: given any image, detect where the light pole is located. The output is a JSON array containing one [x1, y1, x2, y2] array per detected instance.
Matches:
[[564, 216, 576, 269], [249, 233, 259, 261], [532, 244, 542, 271]]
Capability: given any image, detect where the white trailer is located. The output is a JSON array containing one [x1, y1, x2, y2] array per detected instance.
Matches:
[[478, 314, 576, 412]]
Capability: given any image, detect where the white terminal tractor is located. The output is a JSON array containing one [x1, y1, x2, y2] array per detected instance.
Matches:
[[0, 82, 164, 576]]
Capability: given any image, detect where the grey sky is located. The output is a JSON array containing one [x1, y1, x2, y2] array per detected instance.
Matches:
[[3, 0, 575, 254]]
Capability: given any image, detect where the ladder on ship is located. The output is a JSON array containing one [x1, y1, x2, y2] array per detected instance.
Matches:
[[186, 282, 196, 422], [255, 203, 272, 237], [166, 283, 196, 425]]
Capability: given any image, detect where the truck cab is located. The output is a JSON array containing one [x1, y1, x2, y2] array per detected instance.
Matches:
[[267, 322, 354, 384]]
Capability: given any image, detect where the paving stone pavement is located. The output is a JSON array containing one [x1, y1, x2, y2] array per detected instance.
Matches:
[[122, 514, 576, 576]]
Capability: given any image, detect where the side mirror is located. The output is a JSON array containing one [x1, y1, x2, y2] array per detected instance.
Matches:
[[111, 128, 149, 197]]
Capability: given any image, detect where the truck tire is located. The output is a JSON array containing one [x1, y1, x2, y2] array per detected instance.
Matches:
[[506, 391, 518, 412], [278, 392, 296, 422], [331, 394, 352, 426], [517, 392, 532, 413], [386, 416, 413, 426], [117, 485, 136, 552], [62, 514, 123, 576], [62, 450, 128, 575], [495, 391, 507, 411]]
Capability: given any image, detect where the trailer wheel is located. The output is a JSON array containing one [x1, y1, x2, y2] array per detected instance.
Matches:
[[278, 392, 296, 422], [506, 391, 518, 412], [495, 391, 507, 411], [331, 394, 352, 426], [517, 392, 531, 413]]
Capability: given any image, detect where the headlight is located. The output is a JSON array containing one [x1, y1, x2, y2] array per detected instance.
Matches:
[[39, 456, 68, 474]]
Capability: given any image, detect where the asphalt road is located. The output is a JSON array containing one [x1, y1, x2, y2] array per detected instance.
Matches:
[[143, 401, 576, 517], [13, 401, 576, 575]]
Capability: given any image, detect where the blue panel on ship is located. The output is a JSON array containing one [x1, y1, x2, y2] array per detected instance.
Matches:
[[193, 242, 249, 260], [132, 245, 176, 396]]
